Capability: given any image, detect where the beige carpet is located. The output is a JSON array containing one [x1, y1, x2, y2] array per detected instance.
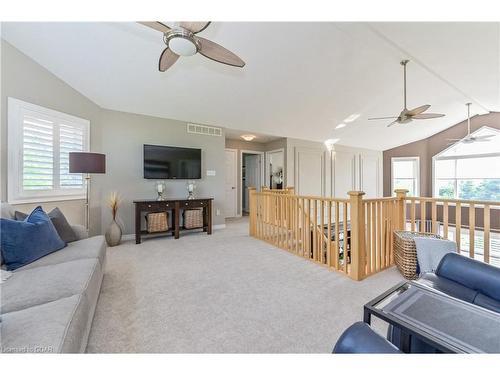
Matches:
[[86, 218, 403, 353]]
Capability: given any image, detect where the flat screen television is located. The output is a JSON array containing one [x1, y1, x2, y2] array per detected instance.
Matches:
[[143, 144, 201, 179]]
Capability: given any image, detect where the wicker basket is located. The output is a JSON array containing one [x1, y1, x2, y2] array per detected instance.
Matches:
[[183, 208, 203, 229], [146, 212, 169, 233], [394, 230, 442, 280]]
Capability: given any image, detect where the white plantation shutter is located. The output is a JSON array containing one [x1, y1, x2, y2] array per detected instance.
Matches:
[[8, 98, 89, 203], [59, 123, 84, 189]]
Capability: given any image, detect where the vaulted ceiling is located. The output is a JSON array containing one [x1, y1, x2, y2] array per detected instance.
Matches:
[[2, 22, 499, 150]]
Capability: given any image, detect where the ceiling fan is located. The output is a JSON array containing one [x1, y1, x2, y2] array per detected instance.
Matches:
[[446, 103, 494, 145], [369, 60, 445, 127], [138, 21, 245, 72]]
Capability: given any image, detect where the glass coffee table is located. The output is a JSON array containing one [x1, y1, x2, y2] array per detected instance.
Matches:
[[364, 281, 500, 353]]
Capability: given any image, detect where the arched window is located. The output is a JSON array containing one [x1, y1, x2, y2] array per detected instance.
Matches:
[[433, 126, 500, 202]]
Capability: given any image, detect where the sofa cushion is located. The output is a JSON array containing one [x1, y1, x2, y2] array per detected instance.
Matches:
[[1, 294, 91, 353], [417, 273, 478, 303], [0, 206, 66, 270], [1, 258, 101, 314], [437, 253, 500, 302], [15, 207, 78, 243], [473, 293, 500, 314], [15, 235, 106, 272]]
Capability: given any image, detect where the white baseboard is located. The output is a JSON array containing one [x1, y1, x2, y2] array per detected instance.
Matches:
[[120, 224, 226, 241]]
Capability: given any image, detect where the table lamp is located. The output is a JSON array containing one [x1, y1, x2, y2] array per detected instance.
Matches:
[[69, 152, 106, 232]]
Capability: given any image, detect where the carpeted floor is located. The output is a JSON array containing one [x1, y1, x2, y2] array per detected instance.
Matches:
[[86, 218, 403, 353]]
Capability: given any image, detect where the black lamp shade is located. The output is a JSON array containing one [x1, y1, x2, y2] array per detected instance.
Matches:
[[69, 152, 106, 174]]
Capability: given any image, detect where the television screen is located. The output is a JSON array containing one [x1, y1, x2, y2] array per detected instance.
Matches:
[[143, 144, 201, 179]]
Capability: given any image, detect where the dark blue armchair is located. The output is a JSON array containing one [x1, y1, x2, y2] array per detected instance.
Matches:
[[333, 322, 401, 354]]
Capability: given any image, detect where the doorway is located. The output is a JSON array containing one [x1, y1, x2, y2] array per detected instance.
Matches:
[[241, 151, 263, 216], [265, 148, 285, 189], [224, 149, 238, 218]]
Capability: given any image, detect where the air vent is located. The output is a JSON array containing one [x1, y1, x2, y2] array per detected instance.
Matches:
[[187, 123, 222, 137]]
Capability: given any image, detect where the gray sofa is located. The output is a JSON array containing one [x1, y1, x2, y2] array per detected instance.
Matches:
[[1, 203, 106, 353]]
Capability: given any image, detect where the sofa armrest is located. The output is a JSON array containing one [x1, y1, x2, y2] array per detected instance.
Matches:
[[333, 322, 401, 354], [436, 253, 500, 301], [71, 224, 88, 240]]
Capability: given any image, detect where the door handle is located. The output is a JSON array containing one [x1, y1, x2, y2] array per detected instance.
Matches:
[[231, 187, 236, 189]]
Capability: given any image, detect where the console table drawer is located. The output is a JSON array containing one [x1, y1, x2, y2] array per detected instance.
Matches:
[[139, 202, 171, 211], [182, 200, 207, 208]]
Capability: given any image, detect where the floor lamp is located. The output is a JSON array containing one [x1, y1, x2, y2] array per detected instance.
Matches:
[[69, 152, 106, 232]]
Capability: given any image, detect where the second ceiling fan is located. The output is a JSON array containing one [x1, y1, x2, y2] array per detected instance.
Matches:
[[139, 21, 245, 72], [369, 60, 445, 127]]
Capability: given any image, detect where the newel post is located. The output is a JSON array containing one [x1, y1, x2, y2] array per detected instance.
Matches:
[[348, 191, 366, 281], [394, 189, 409, 231], [249, 187, 257, 236]]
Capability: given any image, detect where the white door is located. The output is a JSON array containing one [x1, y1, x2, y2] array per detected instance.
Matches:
[[224, 149, 237, 217], [294, 147, 324, 196], [360, 154, 380, 198], [334, 150, 356, 198]]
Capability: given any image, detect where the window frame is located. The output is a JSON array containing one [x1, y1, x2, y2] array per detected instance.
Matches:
[[7, 97, 90, 204], [432, 126, 500, 201], [391, 156, 420, 197]]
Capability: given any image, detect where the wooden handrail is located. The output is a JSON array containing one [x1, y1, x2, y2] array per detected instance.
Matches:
[[249, 188, 499, 281]]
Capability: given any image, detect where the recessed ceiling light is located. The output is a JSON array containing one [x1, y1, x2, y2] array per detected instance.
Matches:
[[344, 114, 361, 123], [324, 138, 339, 151], [241, 134, 256, 141], [335, 123, 347, 129]]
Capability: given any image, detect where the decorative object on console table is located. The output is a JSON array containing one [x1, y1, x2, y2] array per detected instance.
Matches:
[[156, 181, 166, 201], [187, 180, 196, 200], [105, 191, 122, 247], [69, 152, 106, 232]]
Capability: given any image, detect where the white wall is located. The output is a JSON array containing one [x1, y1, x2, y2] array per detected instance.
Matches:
[[286, 138, 383, 199], [1, 40, 226, 235]]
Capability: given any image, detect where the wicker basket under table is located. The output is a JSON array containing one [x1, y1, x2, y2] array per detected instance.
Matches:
[[183, 208, 204, 229], [393, 230, 443, 280], [146, 212, 169, 233]]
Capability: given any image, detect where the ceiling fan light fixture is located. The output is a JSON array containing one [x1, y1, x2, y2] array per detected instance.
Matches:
[[241, 134, 256, 141], [168, 36, 198, 56]]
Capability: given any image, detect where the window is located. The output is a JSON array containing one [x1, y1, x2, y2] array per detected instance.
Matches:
[[433, 127, 500, 201], [8, 98, 90, 203], [391, 157, 419, 196]]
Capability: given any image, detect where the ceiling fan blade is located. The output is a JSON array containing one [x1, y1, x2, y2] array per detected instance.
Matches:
[[446, 138, 462, 142], [406, 104, 431, 116], [179, 22, 211, 34], [368, 116, 399, 120], [138, 21, 171, 33], [197, 37, 245, 67], [158, 48, 179, 72], [412, 113, 445, 119]]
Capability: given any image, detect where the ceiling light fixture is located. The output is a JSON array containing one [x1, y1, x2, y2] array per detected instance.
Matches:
[[324, 138, 339, 151], [344, 114, 361, 123], [241, 134, 256, 141], [335, 123, 347, 129]]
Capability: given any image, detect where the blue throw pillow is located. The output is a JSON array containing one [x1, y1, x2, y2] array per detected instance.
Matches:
[[0, 206, 66, 270]]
